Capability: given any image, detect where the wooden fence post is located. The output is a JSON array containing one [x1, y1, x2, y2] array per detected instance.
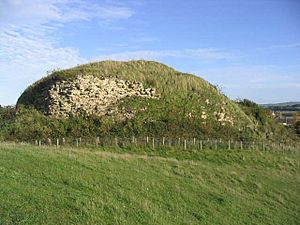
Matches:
[[228, 140, 231, 150], [48, 138, 52, 146], [96, 137, 99, 147], [76, 138, 79, 148], [152, 138, 155, 149], [62, 138, 65, 146], [240, 141, 243, 150], [184, 139, 187, 150], [115, 137, 118, 147], [200, 140, 203, 150], [162, 137, 165, 146], [56, 139, 59, 148]]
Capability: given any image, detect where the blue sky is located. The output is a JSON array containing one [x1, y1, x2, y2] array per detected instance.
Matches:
[[0, 0, 299, 105]]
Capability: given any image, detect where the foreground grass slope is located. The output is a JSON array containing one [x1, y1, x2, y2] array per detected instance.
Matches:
[[0, 143, 299, 225]]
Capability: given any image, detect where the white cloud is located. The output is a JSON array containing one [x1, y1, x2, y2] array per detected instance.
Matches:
[[0, 25, 86, 105], [0, 0, 61, 23], [269, 43, 300, 49], [285, 83, 300, 88], [0, 27, 84, 65], [194, 65, 300, 103], [0, 0, 134, 105], [134, 37, 159, 43], [198, 65, 290, 87], [95, 48, 235, 61], [0, 0, 133, 24]]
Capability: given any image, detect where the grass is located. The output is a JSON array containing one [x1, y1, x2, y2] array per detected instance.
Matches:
[[0, 142, 299, 225]]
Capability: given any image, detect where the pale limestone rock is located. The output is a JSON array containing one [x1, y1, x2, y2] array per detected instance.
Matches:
[[38, 74, 159, 118]]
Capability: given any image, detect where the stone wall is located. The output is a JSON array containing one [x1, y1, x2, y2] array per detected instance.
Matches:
[[39, 75, 158, 118]]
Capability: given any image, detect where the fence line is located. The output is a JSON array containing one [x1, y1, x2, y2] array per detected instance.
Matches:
[[31, 136, 300, 153]]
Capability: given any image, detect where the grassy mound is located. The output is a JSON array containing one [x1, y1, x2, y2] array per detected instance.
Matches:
[[16, 60, 259, 140], [11, 60, 297, 142], [0, 143, 299, 224]]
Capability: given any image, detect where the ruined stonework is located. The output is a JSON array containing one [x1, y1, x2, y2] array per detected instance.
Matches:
[[38, 75, 158, 118]]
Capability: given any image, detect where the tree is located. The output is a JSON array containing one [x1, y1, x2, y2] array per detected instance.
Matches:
[[295, 121, 300, 135], [292, 112, 299, 126]]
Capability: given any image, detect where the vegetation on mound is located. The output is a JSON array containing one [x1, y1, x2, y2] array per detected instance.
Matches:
[[237, 99, 299, 142], [0, 60, 296, 143], [0, 105, 244, 142], [0, 143, 299, 225]]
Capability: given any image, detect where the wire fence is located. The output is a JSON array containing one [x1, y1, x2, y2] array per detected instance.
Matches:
[[31, 136, 300, 153]]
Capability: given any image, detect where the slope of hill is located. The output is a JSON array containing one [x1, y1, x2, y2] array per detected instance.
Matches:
[[0, 143, 299, 225]]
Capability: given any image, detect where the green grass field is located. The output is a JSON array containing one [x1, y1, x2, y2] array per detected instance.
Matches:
[[0, 143, 299, 225]]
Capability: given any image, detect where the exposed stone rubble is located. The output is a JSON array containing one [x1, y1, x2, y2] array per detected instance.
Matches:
[[39, 75, 159, 118], [213, 106, 234, 126]]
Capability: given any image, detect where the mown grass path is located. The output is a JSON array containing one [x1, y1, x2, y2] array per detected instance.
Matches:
[[0, 143, 299, 225]]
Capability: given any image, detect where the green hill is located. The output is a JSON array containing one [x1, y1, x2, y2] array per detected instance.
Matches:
[[16, 61, 253, 140], [3, 60, 295, 142], [0, 143, 299, 225]]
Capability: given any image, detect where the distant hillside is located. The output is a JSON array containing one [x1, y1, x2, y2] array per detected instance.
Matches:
[[261, 102, 300, 112], [0, 60, 295, 143], [261, 102, 300, 107]]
